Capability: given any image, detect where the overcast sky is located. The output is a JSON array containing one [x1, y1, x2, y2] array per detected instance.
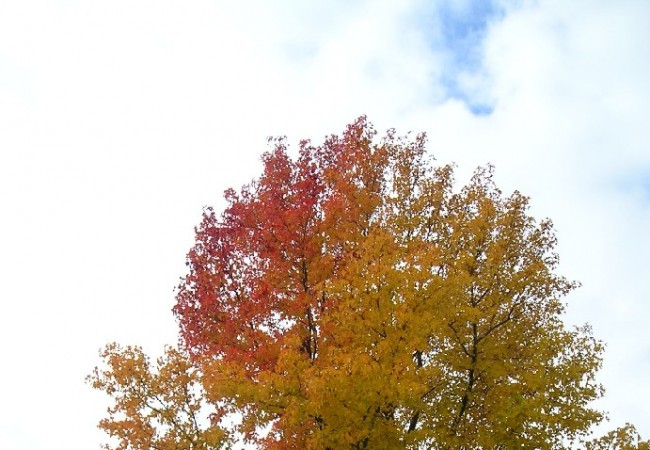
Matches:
[[1, 1, 649, 448]]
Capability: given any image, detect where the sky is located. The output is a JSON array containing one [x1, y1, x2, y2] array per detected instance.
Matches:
[[1, 0, 649, 448]]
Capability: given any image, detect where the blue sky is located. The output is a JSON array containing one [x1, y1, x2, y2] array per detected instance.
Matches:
[[435, 0, 502, 113], [1, 1, 649, 449]]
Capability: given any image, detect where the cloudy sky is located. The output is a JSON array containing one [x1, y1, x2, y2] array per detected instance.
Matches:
[[1, 1, 649, 448]]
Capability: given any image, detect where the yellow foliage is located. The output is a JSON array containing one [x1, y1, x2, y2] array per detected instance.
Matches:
[[90, 118, 647, 449], [87, 344, 227, 450]]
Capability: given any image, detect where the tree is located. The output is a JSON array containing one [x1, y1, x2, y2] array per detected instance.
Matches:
[[88, 344, 226, 450], [586, 424, 650, 450], [90, 117, 645, 449]]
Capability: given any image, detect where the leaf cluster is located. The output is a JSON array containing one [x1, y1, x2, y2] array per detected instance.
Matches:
[[88, 344, 227, 450], [90, 117, 646, 449]]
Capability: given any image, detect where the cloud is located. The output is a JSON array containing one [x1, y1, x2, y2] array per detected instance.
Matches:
[[429, 0, 650, 434], [1, 1, 649, 448]]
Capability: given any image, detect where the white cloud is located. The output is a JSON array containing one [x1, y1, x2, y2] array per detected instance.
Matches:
[[436, 0, 650, 434], [1, 0, 649, 448]]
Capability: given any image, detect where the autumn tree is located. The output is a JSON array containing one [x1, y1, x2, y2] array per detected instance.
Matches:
[[88, 344, 226, 450], [90, 117, 647, 449], [586, 424, 650, 450]]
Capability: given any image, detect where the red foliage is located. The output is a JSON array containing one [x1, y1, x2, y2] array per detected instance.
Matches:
[[174, 117, 383, 376]]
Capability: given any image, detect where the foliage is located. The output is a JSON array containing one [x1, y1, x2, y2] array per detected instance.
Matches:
[[90, 117, 645, 449], [88, 343, 226, 450], [585, 424, 650, 450]]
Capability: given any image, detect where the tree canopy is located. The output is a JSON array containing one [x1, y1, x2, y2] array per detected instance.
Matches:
[[89, 117, 648, 449]]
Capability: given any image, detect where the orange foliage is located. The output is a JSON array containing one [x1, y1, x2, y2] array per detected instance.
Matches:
[[91, 117, 645, 449]]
